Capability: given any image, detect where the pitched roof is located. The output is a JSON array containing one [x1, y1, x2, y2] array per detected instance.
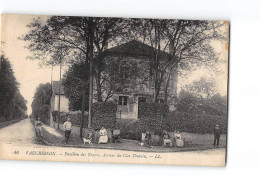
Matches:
[[104, 40, 171, 59], [52, 81, 65, 95]]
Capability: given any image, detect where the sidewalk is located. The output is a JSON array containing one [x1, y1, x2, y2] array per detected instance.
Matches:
[[41, 125, 225, 153]]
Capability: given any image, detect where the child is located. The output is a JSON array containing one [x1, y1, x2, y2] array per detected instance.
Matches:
[[63, 116, 72, 144]]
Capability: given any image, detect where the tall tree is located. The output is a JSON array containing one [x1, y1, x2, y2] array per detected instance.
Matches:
[[132, 19, 227, 103], [92, 17, 129, 102], [22, 16, 92, 136], [21, 16, 128, 136], [62, 61, 89, 111], [177, 77, 227, 116], [31, 83, 52, 124], [0, 55, 27, 121], [184, 77, 217, 99]]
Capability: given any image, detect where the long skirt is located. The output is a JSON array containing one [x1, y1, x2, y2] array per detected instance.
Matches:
[[99, 135, 108, 144]]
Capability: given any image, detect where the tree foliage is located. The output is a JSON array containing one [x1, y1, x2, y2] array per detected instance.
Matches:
[[0, 55, 27, 121], [132, 19, 227, 102], [100, 55, 150, 101], [21, 16, 228, 131], [21, 16, 130, 130], [62, 61, 89, 111], [177, 77, 227, 116], [184, 77, 217, 99], [31, 83, 52, 124], [21, 16, 129, 99]]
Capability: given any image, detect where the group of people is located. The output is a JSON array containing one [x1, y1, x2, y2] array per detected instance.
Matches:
[[63, 116, 109, 145], [144, 130, 183, 148], [63, 116, 222, 147], [144, 124, 221, 148]]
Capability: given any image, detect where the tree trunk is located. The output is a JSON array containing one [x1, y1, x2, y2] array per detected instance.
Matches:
[[95, 69, 103, 102], [80, 79, 87, 137], [164, 70, 171, 103], [88, 17, 94, 129], [153, 55, 159, 102], [152, 24, 161, 103]]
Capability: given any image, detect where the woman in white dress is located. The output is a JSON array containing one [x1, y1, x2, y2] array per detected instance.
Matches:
[[98, 127, 108, 144], [174, 130, 184, 147]]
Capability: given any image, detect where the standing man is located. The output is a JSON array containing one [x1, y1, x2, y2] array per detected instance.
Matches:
[[63, 116, 72, 144], [214, 124, 221, 147]]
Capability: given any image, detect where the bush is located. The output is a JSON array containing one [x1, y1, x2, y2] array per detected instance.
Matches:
[[36, 105, 50, 125], [138, 102, 227, 134], [91, 101, 117, 130], [92, 101, 117, 130], [117, 118, 141, 140], [167, 112, 227, 134], [138, 102, 169, 134], [52, 110, 59, 117], [55, 102, 117, 130]]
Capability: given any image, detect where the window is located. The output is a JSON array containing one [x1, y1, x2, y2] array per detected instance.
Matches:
[[158, 99, 164, 103], [119, 96, 128, 105], [119, 65, 130, 80]]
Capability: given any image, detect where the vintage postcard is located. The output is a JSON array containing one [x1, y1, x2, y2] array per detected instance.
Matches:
[[0, 14, 229, 166]]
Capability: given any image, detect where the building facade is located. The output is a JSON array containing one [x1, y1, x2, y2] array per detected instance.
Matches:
[[100, 40, 178, 120], [50, 40, 178, 121], [51, 81, 69, 113]]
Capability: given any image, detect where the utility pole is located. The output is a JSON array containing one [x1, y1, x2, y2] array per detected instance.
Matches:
[[57, 48, 62, 129], [51, 66, 53, 96], [80, 79, 86, 137], [50, 66, 53, 126]]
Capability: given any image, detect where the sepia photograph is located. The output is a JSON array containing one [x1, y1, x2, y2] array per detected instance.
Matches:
[[0, 14, 229, 166]]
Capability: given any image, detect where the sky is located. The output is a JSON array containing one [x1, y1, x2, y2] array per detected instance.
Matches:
[[0, 14, 229, 114], [1, 14, 63, 114]]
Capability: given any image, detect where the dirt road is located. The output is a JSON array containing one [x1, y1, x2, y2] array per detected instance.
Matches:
[[0, 119, 225, 166], [0, 119, 37, 147]]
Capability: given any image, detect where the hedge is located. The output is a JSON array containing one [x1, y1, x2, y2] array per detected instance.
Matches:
[[92, 101, 117, 130], [116, 118, 141, 140], [138, 102, 169, 134], [138, 102, 227, 135], [53, 102, 117, 130], [167, 112, 227, 134]]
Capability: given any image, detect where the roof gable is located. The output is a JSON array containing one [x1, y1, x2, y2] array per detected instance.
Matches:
[[104, 40, 171, 59]]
